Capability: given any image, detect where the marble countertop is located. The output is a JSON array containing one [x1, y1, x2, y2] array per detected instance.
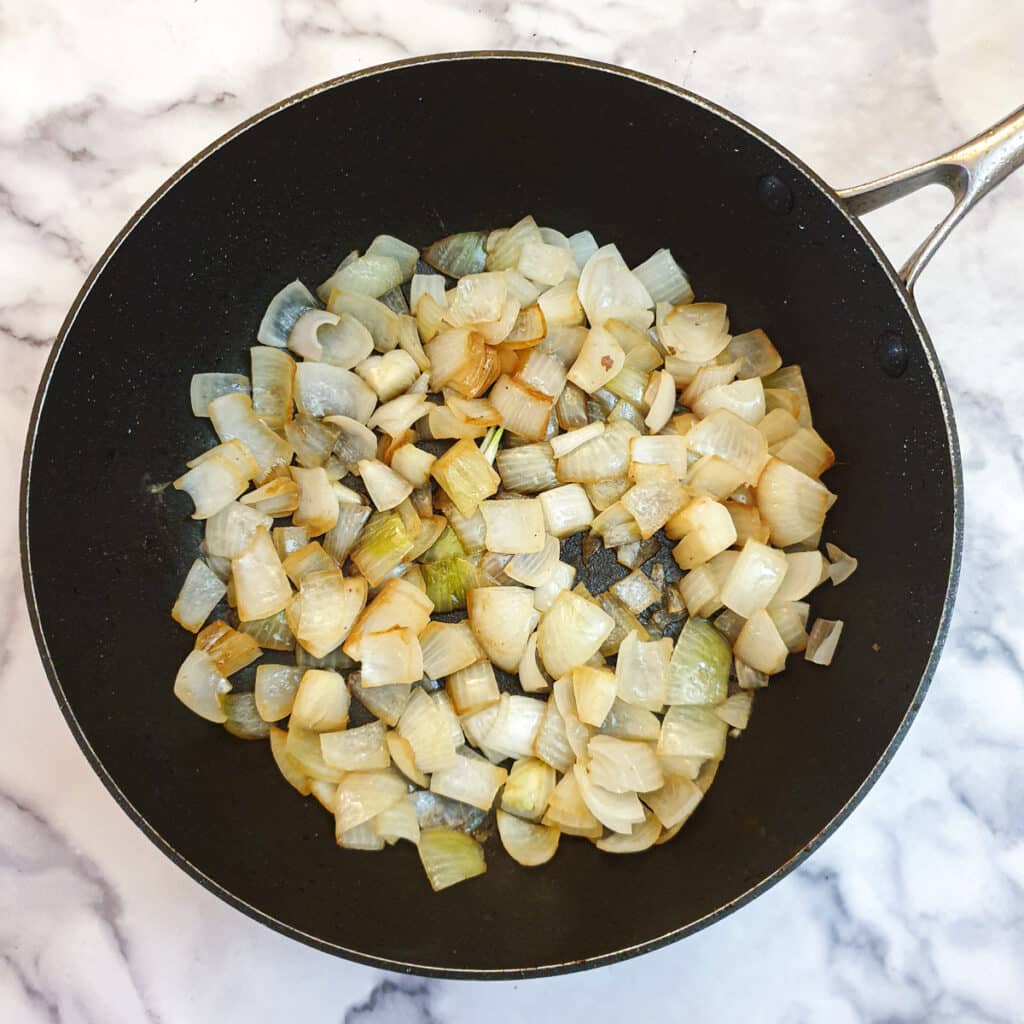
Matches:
[[3, 1, 1023, 1020]]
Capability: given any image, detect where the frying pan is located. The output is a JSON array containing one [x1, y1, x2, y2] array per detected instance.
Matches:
[[20, 53, 1024, 978]]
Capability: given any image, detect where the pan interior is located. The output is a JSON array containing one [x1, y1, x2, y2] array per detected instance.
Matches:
[[23, 55, 956, 976]]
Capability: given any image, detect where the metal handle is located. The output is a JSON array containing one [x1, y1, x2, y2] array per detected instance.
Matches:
[[837, 105, 1024, 291]]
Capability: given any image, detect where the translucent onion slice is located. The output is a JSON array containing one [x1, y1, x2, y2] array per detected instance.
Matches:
[[398, 688, 458, 773], [499, 757, 556, 822], [335, 769, 407, 834], [430, 752, 507, 811], [173, 649, 230, 722], [572, 665, 617, 727], [587, 735, 663, 793], [208, 392, 292, 480], [337, 820, 385, 851], [532, 559, 576, 614], [665, 618, 731, 706], [479, 498, 546, 555], [324, 254, 403, 299], [320, 720, 390, 771], [294, 363, 377, 422], [430, 438, 500, 518], [644, 370, 676, 433], [250, 346, 295, 430], [496, 810, 560, 866], [518, 241, 575, 286], [350, 672, 411, 727], [258, 279, 319, 347], [678, 564, 722, 618], [495, 442, 558, 494], [516, 349, 567, 399], [205, 502, 273, 559], [467, 586, 537, 672], [190, 373, 250, 417], [232, 526, 292, 622], [542, 771, 602, 837], [632, 248, 693, 305], [290, 466, 339, 536], [568, 229, 598, 270], [459, 703, 505, 764], [290, 669, 350, 732], [386, 730, 427, 787], [361, 626, 423, 686], [599, 698, 661, 742], [173, 451, 250, 520], [445, 658, 500, 713], [577, 244, 654, 330], [240, 478, 300, 517], [239, 608, 295, 651], [826, 543, 858, 586], [418, 828, 486, 891], [734, 609, 789, 675], [715, 691, 754, 730], [567, 324, 626, 394], [327, 289, 403, 352], [774, 550, 828, 602], [485, 693, 546, 760], [266, 726, 310, 795], [505, 534, 559, 588], [757, 458, 835, 547], [693, 378, 766, 425], [171, 559, 227, 633], [537, 590, 614, 679], [621, 479, 689, 539], [422, 621, 485, 687], [344, 577, 433, 659], [763, 365, 812, 427], [423, 231, 487, 278], [774, 427, 835, 480], [530, 697, 573, 773], [657, 706, 728, 761], [254, 664, 304, 721], [727, 328, 782, 379], [615, 630, 670, 711], [432, 690, 467, 750], [719, 539, 788, 617], [805, 618, 844, 665], [374, 793, 421, 845], [321, 503, 370, 565], [642, 774, 703, 829], [670, 497, 738, 571], [556, 420, 637, 483], [609, 569, 660, 615], [488, 374, 553, 442], [686, 409, 768, 486], [194, 620, 261, 677], [595, 808, 661, 853], [410, 272, 447, 310], [758, 408, 801, 447], [658, 302, 729, 361], [536, 484, 593, 540], [296, 571, 365, 658], [573, 764, 645, 835]]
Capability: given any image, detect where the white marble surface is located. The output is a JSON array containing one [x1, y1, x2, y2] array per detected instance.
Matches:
[[3, 0, 1023, 1019]]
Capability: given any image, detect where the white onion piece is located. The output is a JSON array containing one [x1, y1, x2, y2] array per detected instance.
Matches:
[[758, 408, 801, 446], [366, 234, 419, 280], [410, 272, 447, 311], [505, 534, 559, 587], [325, 254, 403, 299], [297, 572, 365, 659], [285, 724, 348, 781], [537, 591, 614, 679], [479, 499, 546, 554], [418, 828, 486, 891], [517, 349, 567, 399], [826, 543, 859, 586], [269, 726, 311, 795], [173, 649, 230, 722], [459, 703, 505, 764], [631, 248, 693, 306], [290, 669, 350, 733], [294, 362, 376, 422], [643, 370, 676, 433], [577, 244, 654, 330], [486, 215, 543, 271], [764, 365, 812, 426], [374, 793, 421, 845], [288, 309, 335, 361], [568, 229, 599, 271], [609, 570, 660, 616], [419, 621, 484, 681], [519, 242, 575, 286], [488, 375, 553, 442], [615, 630, 670, 711], [386, 731, 427, 787], [205, 502, 272, 559], [327, 289, 402, 351], [622, 479, 689, 539], [336, 820, 385, 851], [390, 443, 437, 488], [693, 377, 766, 425], [727, 329, 782, 379], [734, 609, 789, 675], [355, 458, 411, 512], [443, 272, 508, 327], [671, 497, 737, 571], [768, 603, 809, 653], [806, 618, 844, 665], [567, 324, 626, 394], [756, 458, 835, 547], [774, 550, 828, 602], [445, 658, 500, 714], [642, 774, 703, 829], [715, 691, 754, 730], [467, 586, 537, 672], [291, 466, 339, 535], [232, 526, 292, 622], [538, 484, 594, 539], [484, 693, 546, 760], [397, 688, 458, 773], [356, 349, 421, 403], [335, 769, 407, 834], [573, 764, 645, 835], [430, 753, 507, 811], [553, 677, 594, 763], [254, 665, 304, 721], [359, 626, 422, 686], [775, 427, 835, 479], [515, 633, 549, 694], [657, 706, 728, 761], [258, 279, 319, 348], [532, 697, 574, 773], [550, 422, 604, 459], [208, 392, 292, 481], [174, 452, 250, 520], [556, 420, 637, 483], [497, 809, 560, 866], [532, 559, 576, 613], [599, 698, 660, 742], [542, 771, 602, 837], [587, 735, 663, 793], [499, 758, 554, 824], [190, 373, 250, 417], [320, 720, 390, 771], [658, 302, 729, 361], [595, 808, 661, 854], [315, 312, 376, 370], [572, 665, 617, 727], [720, 539, 788, 617], [171, 559, 227, 633]]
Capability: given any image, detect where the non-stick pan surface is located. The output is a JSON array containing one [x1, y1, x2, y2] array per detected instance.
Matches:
[[21, 53, 960, 977]]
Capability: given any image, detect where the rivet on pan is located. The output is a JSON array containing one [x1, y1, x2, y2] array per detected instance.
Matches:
[[876, 331, 909, 378], [756, 174, 793, 215]]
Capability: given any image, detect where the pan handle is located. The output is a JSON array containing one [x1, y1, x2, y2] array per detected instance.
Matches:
[[837, 105, 1024, 291]]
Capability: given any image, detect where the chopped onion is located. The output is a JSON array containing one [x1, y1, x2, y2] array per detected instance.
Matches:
[[537, 483, 594, 539], [335, 769, 407, 834], [171, 559, 227, 633], [327, 289, 403, 351], [577, 244, 653, 330], [430, 752, 507, 811], [269, 726, 311, 795], [445, 658, 500, 713], [239, 608, 295, 651], [763, 365, 812, 427], [658, 302, 729, 361], [418, 828, 486, 891], [356, 349, 421, 402], [496, 810, 559, 866], [587, 735, 663, 793], [486, 215, 543, 272], [568, 230, 599, 270], [324, 254, 403, 299], [609, 569, 660, 615], [774, 550, 828, 602], [479, 498, 546, 554], [567, 324, 626, 394], [350, 511, 414, 586], [622, 479, 689, 539], [519, 241, 575, 285], [258, 280, 319, 348], [670, 497, 738, 570], [758, 408, 800, 446], [430, 438, 500, 517], [386, 730, 427, 787], [642, 774, 703, 829], [398, 688, 458, 773], [296, 570, 365, 658], [543, 771, 602, 837], [756, 458, 835, 547], [665, 617, 731, 706], [255, 664, 304, 721], [572, 665, 617, 726], [205, 502, 273, 559], [290, 466, 339, 535], [775, 427, 835, 479], [805, 618, 844, 665], [250, 346, 296, 430], [294, 362, 376, 422], [232, 526, 292, 622], [321, 720, 390, 771], [484, 693, 546, 759], [573, 764, 645, 834], [374, 794, 421, 845], [599, 697, 661, 742], [290, 669, 350, 732], [693, 377, 765, 425], [173, 649, 230, 722], [467, 586, 537, 672], [494, 442, 557, 494], [190, 373, 250, 417], [719, 539, 788, 617], [768, 603, 809, 653], [423, 231, 488, 278], [734, 609, 789, 674], [727, 328, 782, 379], [504, 534, 559, 588], [174, 450, 251, 520], [826, 543, 858, 586], [615, 630, 670, 711], [537, 590, 614, 679], [532, 559, 577, 613], [657, 706, 728, 761], [343, 577, 432, 660], [322, 503, 371, 565]]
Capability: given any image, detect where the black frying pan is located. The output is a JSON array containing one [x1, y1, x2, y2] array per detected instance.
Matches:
[[20, 53, 1024, 978]]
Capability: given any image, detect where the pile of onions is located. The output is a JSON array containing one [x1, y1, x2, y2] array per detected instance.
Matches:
[[171, 216, 853, 891]]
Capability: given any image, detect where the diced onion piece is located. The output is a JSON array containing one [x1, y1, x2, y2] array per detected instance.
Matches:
[[487, 374, 552, 441], [775, 550, 828, 602], [763, 365, 812, 426], [615, 630, 670, 711], [479, 498, 546, 554], [806, 618, 844, 665], [657, 705, 728, 761], [194, 620, 261, 677], [344, 577, 432, 659], [757, 458, 835, 547], [240, 477, 300, 516], [173, 649, 230, 722], [321, 720, 390, 771], [758, 408, 800, 447], [516, 349, 567, 400], [389, 443, 437, 488], [568, 229, 599, 270], [496, 809, 560, 866], [420, 556, 480, 614], [336, 820, 385, 851], [325, 254, 403, 299], [419, 621, 484, 680], [586, 477, 631, 513], [826, 543, 858, 586], [442, 271, 508, 328], [374, 794, 421, 845], [446, 658, 500, 713], [503, 304, 547, 348], [734, 609, 789, 674], [411, 273, 447, 312], [485, 693, 547, 760], [335, 769, 407, 834], [430, 438, 500, 518], [486, 215, 543, 272], [665, 618, 731, 705], [207, 392, 292, 481], [577, 244, 653, 330], [356, 349, 421, 403], [517, 632, 549, 694], [633, 247, 693, 304], [232, 526, 292, 622], [693, 378, 765, 425], [296, 571, 365, 658], [610, 570, 660, 615], [171, 559, 227, 633], [542, 771, 602, 837], [285, 723, 347, 782], [238, 606, 293, 654], [290, 466, 339, 535], [258, 280, 319, 347], [500, 758, 555, 823], [459, 703, 504, 763], [621, 479, 689, 539], [350, 673, 411, 727], [658, 302, 729, 361], [353, 458, 410, 513], [321, 504, 370, 565], [727, 328, 782, 379], [549, 422, 604, 459], [255, 665, 304, 721], [572, 665, 617, 726], [587, 735, 663, 793], [595, 808, 662, 853], [386, 731, 427, 787], [205, 502, 273, 559], [685, 456, 745, 501], [250, 346, 295, 430], [395, 688, 458, 773], [291, 669, 350, 732], [671, 497, 738, 571], [505, 534, 559, 587], [518, 241, 575, 285], [432, 691, 467, 753], [556, 420, 637, 483], [775, 427, 836, 479], [350, 511, 414, 586], [418, 828, 486, 891], [423, 231, 488, 278], [533, 559, 577, 613], [573, 764, 645, 834], [430, 753, 508, 811], [283, 414, 340, 469], [294, 362, 376, 421], [267, 726, 311, 794], [190, 373, 250, 417], [538, 484, 594, 539], [643, 774, 703, 829], [327, 289, 404, 352], [174, 452, 250, 520], [644, 370, 676, 433], [599, 698, 661, 742], [532, 697, 575, 773], [719, 539, 788, 617], [537, 591, 614, 679], [567, 324, 625, 394], [467, 586, 537, 672], [686, 408, 768, 486]]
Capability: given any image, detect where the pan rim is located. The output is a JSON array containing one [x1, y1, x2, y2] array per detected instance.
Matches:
[[18, 49, 964, 980]]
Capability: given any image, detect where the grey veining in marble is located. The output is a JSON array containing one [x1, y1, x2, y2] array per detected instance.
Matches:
[[2, 1, 1023, 1021]]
